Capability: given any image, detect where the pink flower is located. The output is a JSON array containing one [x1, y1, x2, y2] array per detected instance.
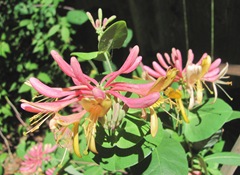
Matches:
[[19, 143, 57, 175], [143, 48, 231, 109], [21, 45, 160, 156]]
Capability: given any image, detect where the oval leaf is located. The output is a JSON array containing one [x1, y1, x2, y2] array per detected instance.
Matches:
[[204, 152, 240, 165], [183, 98, 233, 142], [66, 10, 88, 25], [47, 24, 60, 37], [142, 131, 188, 175], [98, 21, 128, 51]]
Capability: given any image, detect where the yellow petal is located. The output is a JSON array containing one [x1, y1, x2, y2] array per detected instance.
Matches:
[[150, 107, 158, 137], [73, 122, 82, 158], [200, 56, 211, 77], [88, 127, 98, 154], [196, 80, 203, 104], [148, 68, 178, 94], [177, 99, 189, 123], [165, 87, 182, 99]]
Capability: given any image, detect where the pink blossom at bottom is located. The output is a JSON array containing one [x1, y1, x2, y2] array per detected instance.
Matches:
[[19, 143, 57, 175]]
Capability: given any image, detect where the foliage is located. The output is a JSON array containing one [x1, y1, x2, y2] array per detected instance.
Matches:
[[1, 3, 240, 175]]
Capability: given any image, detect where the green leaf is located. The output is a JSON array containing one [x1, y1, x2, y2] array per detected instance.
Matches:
[[66, 10, 88, 25], [204, 152, 240, 165], [0, 41, 11, 58], [18, 83, 31, 93], [19, 19, 31, 27], [61, 26, 70, 43], [25, 61, 38, 70], [0, 152, 7, 163], [71, 51, 99, 62], [47, 24, 60, 37], [183, 98, 233, 142], [84, 166, 104, 175], [142, 131, 188, 175], [122, 28, 133, 47], [37, 72, 52, 83], [16, 140, 26, 159], [64, 165, 83, 175], [43, 131, 56, 145], [227, 110, 240, 122], [89, 117, 164, 171], [98, 21, 128, 51]]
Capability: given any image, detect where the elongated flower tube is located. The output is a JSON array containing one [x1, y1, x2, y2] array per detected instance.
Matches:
[[21, 45, 160, 156]]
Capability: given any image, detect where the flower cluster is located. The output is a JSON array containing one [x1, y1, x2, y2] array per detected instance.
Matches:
[[19, 143, 57, 175], [143, 48, 232, 110], [20, 46, 167, 157]]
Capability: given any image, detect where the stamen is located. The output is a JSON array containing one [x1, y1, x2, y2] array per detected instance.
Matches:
[[24, 113, 52, 135], [202, 81, 213, 94], [216, 84, 233, 101]]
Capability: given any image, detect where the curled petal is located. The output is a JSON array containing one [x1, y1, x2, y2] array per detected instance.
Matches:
[[20, 98, 79, 113], [102, 45, 140, 86], [108, 91, 160, 108], [29, 77, 75, 98], [118, 45, 140, 73], [71, 57, 93, 89], [51, 50, 74, 77]]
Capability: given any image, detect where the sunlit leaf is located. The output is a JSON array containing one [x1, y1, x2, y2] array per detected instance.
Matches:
[[183, 98, 233, 142], [204, 152, 240, 165], [64, 165, 83, 175], [142, 131, 188, 175]]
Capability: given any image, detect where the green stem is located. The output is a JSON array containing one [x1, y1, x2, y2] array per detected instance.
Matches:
[[104, 51, 113, 73], [88, 60, 99, 74]]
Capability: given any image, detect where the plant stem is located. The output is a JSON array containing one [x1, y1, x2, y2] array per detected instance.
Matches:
[[0, 128, 14, 161], [5, 96, 27, 127], [104, 51, 113, 73], [88, 60, 99, 74]]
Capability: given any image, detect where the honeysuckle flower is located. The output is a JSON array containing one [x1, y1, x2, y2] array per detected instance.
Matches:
[[143, 48, 231, 109], [21, 45, 160, 157], [19, 143, 57, 175]]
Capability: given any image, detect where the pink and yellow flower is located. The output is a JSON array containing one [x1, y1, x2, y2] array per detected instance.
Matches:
[[21, 46, 160, 157], [143, 48, 231, 109]]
